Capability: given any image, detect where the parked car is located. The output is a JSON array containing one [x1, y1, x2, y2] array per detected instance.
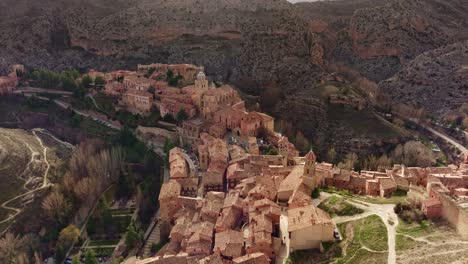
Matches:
[[333, 228, 341, 240]]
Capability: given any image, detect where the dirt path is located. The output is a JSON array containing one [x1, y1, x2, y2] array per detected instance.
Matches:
[[0, 185, 50, 224], [398, 232, 468, 246], [400, 248, 468, 262], [0, 129, 62, 224], [32, 130, 50, 187]]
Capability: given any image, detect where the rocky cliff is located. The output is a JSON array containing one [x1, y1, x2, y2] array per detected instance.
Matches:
[[1, 0, 467, 158]]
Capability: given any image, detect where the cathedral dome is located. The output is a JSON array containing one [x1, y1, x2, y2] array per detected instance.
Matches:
[[197, 71, 206, 79]]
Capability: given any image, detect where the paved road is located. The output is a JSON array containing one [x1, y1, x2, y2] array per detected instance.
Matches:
[[22, 93, 121, 130], [14, 86, 73, 95], [424, 126, 468, 156], [53, 99, 122, 130]]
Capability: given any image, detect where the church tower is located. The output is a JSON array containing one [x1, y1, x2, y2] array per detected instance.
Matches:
[[278, 136, 289, 167], [302, 149, 317, 189], [195, 71, 209, 90]]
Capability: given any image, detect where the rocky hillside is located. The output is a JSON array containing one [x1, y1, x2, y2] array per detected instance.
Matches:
[[380, 41, 468, 118], [0, 0, 467, 157]]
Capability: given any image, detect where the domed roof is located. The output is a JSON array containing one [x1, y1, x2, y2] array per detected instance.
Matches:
[[197, 71, 206, 79]]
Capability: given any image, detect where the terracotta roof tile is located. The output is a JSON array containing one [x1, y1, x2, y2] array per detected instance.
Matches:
[[288, 205, 333, 232]]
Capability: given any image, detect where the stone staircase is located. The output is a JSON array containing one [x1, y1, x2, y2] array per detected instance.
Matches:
[[142, 221, 161, 257]]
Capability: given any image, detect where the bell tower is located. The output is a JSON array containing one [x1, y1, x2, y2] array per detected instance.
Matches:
[[302, 149, 317, 189], [195, 71, 209, 90]]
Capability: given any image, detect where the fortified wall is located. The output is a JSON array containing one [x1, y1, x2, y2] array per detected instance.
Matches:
[[439, 194, 468, 239]]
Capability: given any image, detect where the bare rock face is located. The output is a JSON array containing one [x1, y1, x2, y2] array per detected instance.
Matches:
[[1, 0, 467, 157]]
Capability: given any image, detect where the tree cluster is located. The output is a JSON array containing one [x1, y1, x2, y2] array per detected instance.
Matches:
[[166, 70, 183, 87]]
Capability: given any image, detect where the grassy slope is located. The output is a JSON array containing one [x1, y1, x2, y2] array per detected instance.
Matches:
[[318, 195, 364, 217]]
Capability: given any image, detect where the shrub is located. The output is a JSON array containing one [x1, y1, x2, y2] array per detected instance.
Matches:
[[311, 188, 320, 199], [151, 242, 164, 254]]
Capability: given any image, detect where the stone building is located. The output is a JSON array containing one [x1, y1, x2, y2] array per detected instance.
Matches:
[[278, 136, 299, 166], [160, 96, 197, 119], [159, 180, 182, 220], [123, 75, 156, 91], [214, 230, 244, 259], [122, 89, 153, 113], [421, 198, 442, 218], [201, 85, 241, 120], [248, 137, 260, 155], [104, 82, 125, 96], [169, 148, 190, 179], [179, 118, 204, 147], [239, 112, 274, 138], [0, 76, 17, 94], [287, 205, 335, 251]]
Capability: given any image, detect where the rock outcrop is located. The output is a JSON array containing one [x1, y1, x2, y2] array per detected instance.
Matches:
[[1, 0, 467, 157]]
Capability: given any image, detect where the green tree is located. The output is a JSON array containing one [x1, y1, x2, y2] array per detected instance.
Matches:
[[74, 85, 87, 99], [84, 249, 98, 264], [163, 139, 175, 155], [94, 76, 106, 87], [263, 145, 278, 155], [72, 254, 82, 264], [117, 173, 133, 199], [87, 217, 96, 235], [118, 126, 138, 147], [145, 67, 156, 78], [56, 225, 80, 262], [58, 225, 80, 249], [81, 75, 93, 88], [166, 69, 174, 80], [176, 108, 188, 123], [125, 223, 141, 248], [311, 188, 320, 199], [163, 113, 175, 123], [61, 76, 78, 91], [102, 208, 114, 236]]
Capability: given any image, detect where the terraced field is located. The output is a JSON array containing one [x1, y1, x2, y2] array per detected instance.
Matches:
[[0, 128, 72, 233]]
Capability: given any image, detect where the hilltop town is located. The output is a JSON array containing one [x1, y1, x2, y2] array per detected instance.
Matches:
[[0, 63, 467, 264]]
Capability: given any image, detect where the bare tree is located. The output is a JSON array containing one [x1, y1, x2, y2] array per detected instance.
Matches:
[[42, 189, 71, 224], [337, 153, 358, 170], [69, 140, 101, 180], [364, 155, 379, 171], [74, 176, 101, 207], [392, 141, 433, 167], [377, 154, 392, 170], [0, 233, 28, 264], [86, 147, 123, 185]]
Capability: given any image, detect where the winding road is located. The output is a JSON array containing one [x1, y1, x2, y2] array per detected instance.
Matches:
[[424, 125, 468, 156]]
